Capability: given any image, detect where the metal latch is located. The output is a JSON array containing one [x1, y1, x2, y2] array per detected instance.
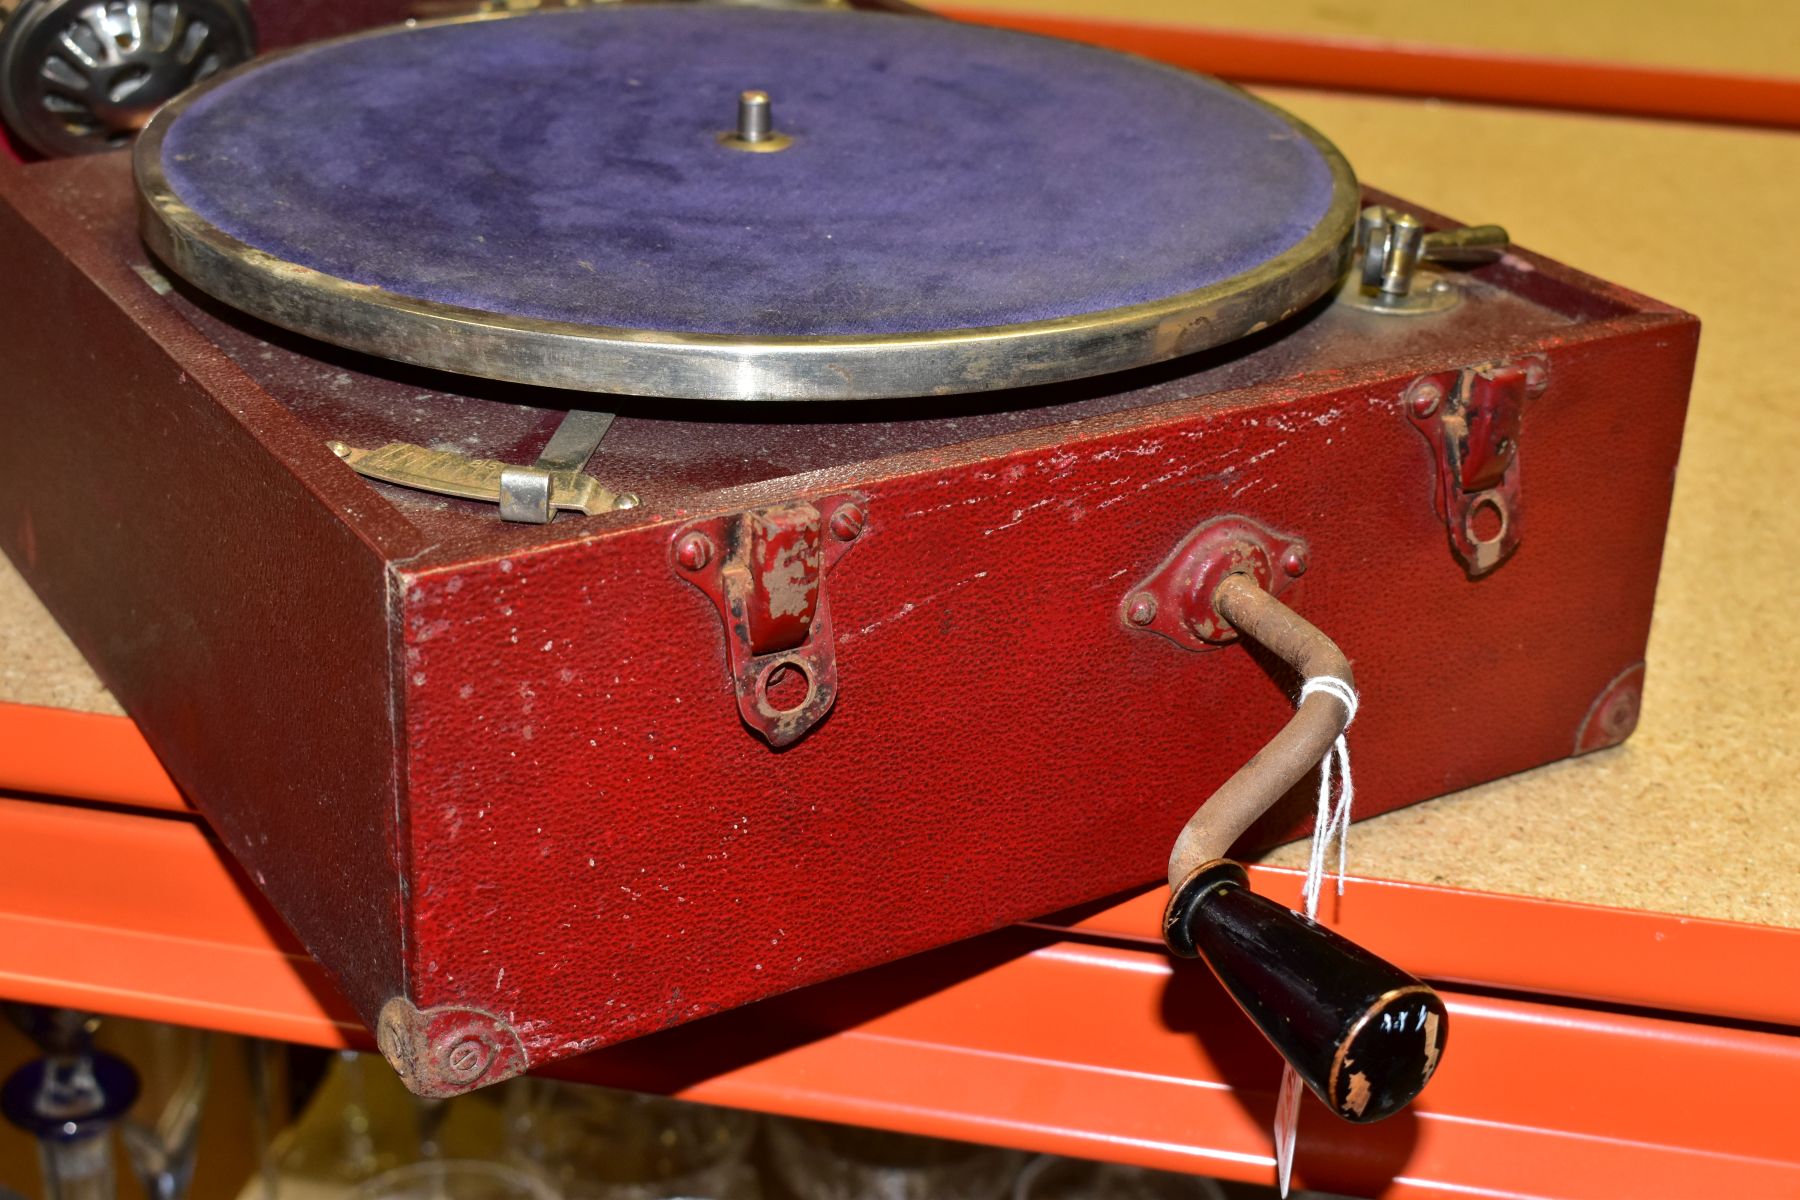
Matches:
[[1406, 356, 1548, 575], [671, 495, 867, 746], [1340, 205, 1510, 315], [329, 409, 637, 522]]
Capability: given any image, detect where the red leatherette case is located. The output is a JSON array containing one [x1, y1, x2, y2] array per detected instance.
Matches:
[[0, 148, 1694, 1094]]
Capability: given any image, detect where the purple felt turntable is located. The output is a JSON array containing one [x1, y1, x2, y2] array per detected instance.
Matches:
[[138, 4, 1355, 398]]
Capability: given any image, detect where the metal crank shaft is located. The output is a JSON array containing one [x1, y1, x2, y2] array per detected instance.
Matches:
[[1161, 571, 1448, 1125]]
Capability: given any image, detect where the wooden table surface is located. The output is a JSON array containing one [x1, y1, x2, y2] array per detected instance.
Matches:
[[955, 0, 1800, 77], [1250, 89, 1800, 928]]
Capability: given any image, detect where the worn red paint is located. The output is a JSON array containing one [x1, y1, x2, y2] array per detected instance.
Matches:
[[670, 495, 865, 748], [0, 145, 1697, 1094]]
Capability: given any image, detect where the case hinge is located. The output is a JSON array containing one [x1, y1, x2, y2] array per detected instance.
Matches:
[[1405, 356, 1548, 576], [671, 494, 866, 746]]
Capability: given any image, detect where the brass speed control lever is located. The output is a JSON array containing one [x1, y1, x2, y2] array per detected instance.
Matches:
[[1163, 572, 1447, 1123]]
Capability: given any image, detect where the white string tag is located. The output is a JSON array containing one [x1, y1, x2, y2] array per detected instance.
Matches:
[[1273, 675, 1358, 1198]]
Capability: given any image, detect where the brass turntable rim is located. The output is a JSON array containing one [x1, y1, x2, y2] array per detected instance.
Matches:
[[133, 12, 1360, 403]]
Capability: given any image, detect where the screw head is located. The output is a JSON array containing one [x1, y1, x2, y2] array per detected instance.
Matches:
[[1601, 690, 1639, 737], [1409, 379, 1444, 419], [675, 533, 713, 571], [1126, 592, 1159, 626], [1523, 357, 1550, 397], [1280, 545, 1309, 578], [444, 1038, 489, 1081], [828, 503, 866, 542]]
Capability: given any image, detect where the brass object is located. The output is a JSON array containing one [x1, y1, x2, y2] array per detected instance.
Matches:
[[1339, 205, 1510, 315], [328, 440, 633, 520]]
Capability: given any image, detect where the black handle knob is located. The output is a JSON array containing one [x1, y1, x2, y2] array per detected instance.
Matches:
[[1164, 860, 1447, 1123]]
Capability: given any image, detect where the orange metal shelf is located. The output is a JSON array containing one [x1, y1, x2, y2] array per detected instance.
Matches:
[[660, 947, 1800, 1199], [6, 699, 1796, 1031], [0, 702, 189, 812], [0, 795, 352, 1042], [938, 8, 1800, 130], [1044, 876, 1800, 1031], [4, 790, 1799, 1198]]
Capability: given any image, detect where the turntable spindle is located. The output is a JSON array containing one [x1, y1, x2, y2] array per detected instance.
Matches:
[[739, 90, 773, 142], [720, 88, 793, 152]]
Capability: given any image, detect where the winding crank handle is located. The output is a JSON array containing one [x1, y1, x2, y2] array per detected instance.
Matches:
[[1164, 573, 1447, 1123]]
